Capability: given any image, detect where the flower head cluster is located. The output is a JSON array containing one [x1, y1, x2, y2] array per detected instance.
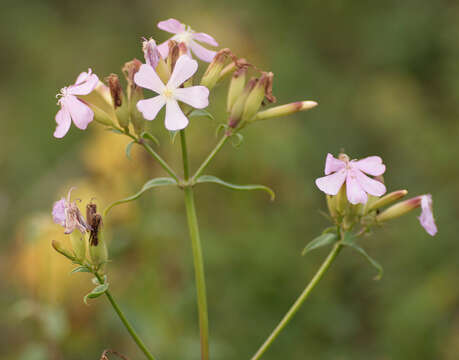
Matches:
[[52, 188, 89, 234], [156, 18, 218, 62], [54, 69, 99, 138]]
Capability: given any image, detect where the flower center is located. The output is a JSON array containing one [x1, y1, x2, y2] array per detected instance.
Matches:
[[162, 87, 174, 99], [175, 30, 193, 44]]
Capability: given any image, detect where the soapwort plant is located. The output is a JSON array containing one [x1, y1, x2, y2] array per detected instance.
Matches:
[[50, 18, 438, 360]]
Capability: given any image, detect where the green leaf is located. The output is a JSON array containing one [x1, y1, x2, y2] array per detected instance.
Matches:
[[189, 109, 215, 121], [104, 177, 178, 215], [125, 140, 135, 159], [196, 175, 275, 201], [106, 127, 124, 135], [83, 283, 109, 304], [70, 265, 92, 274], [302, 233, 338, 256], [215, 123, 228, 138], [141, 131, 160, 146], [231, 133, 244, 148], [342, 233, 383, 280]]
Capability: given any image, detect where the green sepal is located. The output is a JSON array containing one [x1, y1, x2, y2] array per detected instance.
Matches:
[[125, 140, 135, 159], [104, 177, 178, 215], [196, 175, 275, 201], [70, 265, 92, 274], [189, 109, 215, 121], [342, 232, 383, 280], [84, 283, 109, 305], [302, 233, 338, 256]]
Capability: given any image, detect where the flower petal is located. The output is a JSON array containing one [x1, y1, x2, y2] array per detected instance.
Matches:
[[174, 86, 209, 109], [192, 32, 218, 46], [189, 41, 216, 62], [52, 198, 67, 226], [167, 55, 198, 89], [65, 95, 94, 130], [315, 169, 347, 196], [346, 172, 368, 204], [418, 194, 438, 236], [157, 18, 185, 34], [353, 156, 386, 176], [324, 153, 345, 175], [69, 70, 99, 95], [136, 96, 166, 121], [157, 41, 170, 59], [353, 169, 386, 197], [53, 106, 72, 138], [165, 100, 189, 131], [134, 64, 165, 93]]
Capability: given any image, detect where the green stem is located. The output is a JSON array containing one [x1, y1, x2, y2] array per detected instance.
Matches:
[[94, 273, 156, 360], [251, 242, 343, 360], [180, 130, 210, 360], [191, 134, 230, 182], [140, 141, 180, 182]]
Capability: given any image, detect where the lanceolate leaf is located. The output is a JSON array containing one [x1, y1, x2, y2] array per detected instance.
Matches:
[[141, 131, 160, 146], [70, 265, 92, 274], [104, 177, 178, 215], [196, 175, 275, 201], [125, 140, 135, 159], [302, 233, 338, 256], [84, 283, 109, 305], [342, 232, 383, 280], [189, 109, 215, 121]]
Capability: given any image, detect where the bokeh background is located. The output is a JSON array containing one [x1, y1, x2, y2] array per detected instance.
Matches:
[[1, 0, 459, 359]]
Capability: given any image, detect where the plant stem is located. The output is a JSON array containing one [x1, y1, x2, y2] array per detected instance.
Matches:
[[94, 273, 156, 360], [141, 141, 179, 182], [250, 242, 343, 360], [191, 134, 230, 182], [180, 130, 210, 360]]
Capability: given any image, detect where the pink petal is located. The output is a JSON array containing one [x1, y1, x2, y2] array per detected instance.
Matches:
[[157, 18, 185, 34], [315, 169, 347, 196], [419, 194, 438, 236], [134, 64, 165, 93], [165, 100, 189, 131], [167, 55, 198, 89], [353, 169, 386, 197], [52, 198, 67, 226], [53, 107, 72, 138], [69, 70, 99, 95], [189, 41, 216, 62], [192, 32, 218, 46], [65, 95, 94, 130], [136, 96, 166, 121], [324, 153, 345, 175], [174, 86, 209, 109], [157, 41, 170, 59], [353, 156, 386, 176], [346, 173, 368, 204], [143, 39, 160, 68]]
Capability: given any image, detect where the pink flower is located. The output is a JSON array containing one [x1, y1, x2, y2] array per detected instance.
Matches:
[[52, 188, 89, 234], [142, 37, 161, 69], [54, 69, 99, 138], [156, 18, 218, 62], [315, 153, 387, 205], [418, 194, 438, 236], [134, 55, 209, 131]]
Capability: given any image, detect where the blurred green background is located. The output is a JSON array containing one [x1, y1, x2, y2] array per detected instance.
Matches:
[[1, 0, 459, 359]]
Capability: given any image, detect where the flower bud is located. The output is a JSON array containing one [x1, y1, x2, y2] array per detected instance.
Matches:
[[86, 203, 108, 267], [200, 48, 230, 90], [89, 234, 108, 268], [253, 101, 318, 121], [219, 58, 248, 82], [167, 40, 180, 75], [142, 37, 160, 69], [106, 74, 129, 130], [52, 240, 75, 261], [122, 60, 146, 134], [70, 231, 87, 262], [228, 78, 257, 128], [242, 72, 275, 122], [376, 196, 422, 222], [227, 66, 247, 112], [368, 190, 408, 211]]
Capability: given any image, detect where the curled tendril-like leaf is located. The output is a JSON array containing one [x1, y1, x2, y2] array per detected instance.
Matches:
[[140, 131, 160, 146], [231, 133, 244, 148]]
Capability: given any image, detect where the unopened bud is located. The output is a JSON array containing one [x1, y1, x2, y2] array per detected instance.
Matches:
[[142, 37, 160, 69], [70, 231, 87, 262], [228, 78, 257, 128], [167, 40, 180, 74], [368, 190, 408, 211], [242, 72, 275, 122], [52, 240, 75, 261], [200, 49, 230, 90], [219, 58, 248, 82], [86, 203, 108, 267], [253, 101, 318, 121], [227, 67, 247, 112], [89, 235, 108, 268], [122, 60, 145, 134], [376, 196, 422, 222], [106, 74, 129, 129]]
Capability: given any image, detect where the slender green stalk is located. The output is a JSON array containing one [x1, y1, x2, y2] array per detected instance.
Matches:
[[251, 242, 343, 360], [191, 134, 230, 182], [180, 130, 210, 360], [140, 141, 179, 182], [94, 273, 156, 360]]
